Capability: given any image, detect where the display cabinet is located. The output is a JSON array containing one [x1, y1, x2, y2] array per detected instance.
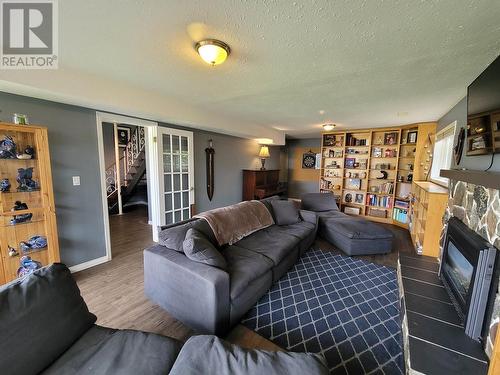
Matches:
[[0, 122, 59, 283]]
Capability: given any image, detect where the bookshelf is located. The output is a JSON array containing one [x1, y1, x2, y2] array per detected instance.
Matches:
[[320, 123, 437, 227], [409, 181, 448, 257]]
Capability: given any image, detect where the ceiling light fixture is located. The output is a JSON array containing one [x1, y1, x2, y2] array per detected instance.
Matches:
[[195, 39, 230, 66], [323, 123, 336, 131]]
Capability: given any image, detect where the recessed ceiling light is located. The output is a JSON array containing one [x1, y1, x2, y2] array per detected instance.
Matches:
[[319, 110, 325, 115], [323, 123, 336, 131], [195, 39, 230, 66]]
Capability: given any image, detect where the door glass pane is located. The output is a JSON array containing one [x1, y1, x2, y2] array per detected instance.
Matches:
[[182, 174, 189, 190], [173, 174, 180, 191], [172, 155, 180, 172], [182, 191, 189, 207], [163, 134, 171, 153], [166, 212, 173, 225], [163, 154, 171, 173], [164, 174, 172, 192], [181, 155, 188, 172], [174, 210, 182, 222], [181, 136, 188, 153], [174, 192, 181, 209], [183, 209, 190, 220], [165, 193, 172, 211], [172, 135, 179, 153]]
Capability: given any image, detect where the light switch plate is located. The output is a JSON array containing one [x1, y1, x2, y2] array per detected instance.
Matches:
[[72, 176, 81, 186]]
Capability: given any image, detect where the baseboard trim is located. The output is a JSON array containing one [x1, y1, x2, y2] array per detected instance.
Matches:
[[69, 255, 110, 273]]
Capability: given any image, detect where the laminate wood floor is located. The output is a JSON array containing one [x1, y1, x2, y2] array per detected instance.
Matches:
[[74, 209, 414, 350]]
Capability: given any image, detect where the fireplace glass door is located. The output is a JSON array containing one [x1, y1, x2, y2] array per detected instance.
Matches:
[[443, 240, 474, 309]]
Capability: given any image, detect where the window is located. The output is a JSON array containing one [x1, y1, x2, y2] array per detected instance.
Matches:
[[430, 121, 456, 186]]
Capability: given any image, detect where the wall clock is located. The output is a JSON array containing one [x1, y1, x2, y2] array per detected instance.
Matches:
[[302, 151, 316, 169]]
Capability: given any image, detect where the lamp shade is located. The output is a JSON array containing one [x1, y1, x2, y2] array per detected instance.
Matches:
[[195, 39, 230, 66], [258, 145, 270, 158]]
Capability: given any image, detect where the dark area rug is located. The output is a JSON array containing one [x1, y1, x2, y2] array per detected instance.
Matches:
[[241, 249, 404, 374]]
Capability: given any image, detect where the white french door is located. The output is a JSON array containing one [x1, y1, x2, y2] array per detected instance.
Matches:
[[157, 127, 195, 226]]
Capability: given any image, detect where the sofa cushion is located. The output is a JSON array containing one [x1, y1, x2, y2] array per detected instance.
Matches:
[[270, 200, 301, 226], [183, 229, 227, 270], [158, 218, 216, 252], [41, 325, 183, 375], [267, 221, 315, 241], [260, 195, 282, 221], [220, 245, 273, 300], [235, 227, 301, 266], [169, 335, 329, 375], [0, 263, 97, 375], [323, 216, 393, 239], [301, 193, 339, 212]]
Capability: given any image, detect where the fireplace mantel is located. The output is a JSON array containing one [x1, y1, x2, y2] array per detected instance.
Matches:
[[440, 169, 500, 189]]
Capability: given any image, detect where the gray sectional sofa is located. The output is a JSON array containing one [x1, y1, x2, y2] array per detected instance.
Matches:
[[301, 193, 393, 256], [144, 201, 318, 335], [0, 263, 329, 375]]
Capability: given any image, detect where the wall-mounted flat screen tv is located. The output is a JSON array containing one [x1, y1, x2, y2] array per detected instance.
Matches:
[[467, 55, 500, 156]]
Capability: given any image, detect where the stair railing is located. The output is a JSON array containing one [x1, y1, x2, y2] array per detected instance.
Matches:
[[105, 126, 146, 199]]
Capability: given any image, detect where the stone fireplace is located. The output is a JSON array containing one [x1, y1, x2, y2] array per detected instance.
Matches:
[[440, 170, 500, 357]]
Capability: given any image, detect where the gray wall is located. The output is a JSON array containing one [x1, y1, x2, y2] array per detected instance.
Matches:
[[438, 97, 500, 172], [191, 130, 280, 213], [0, 91, 281, 266], [0, 92, 106, 267], [287, 138, 321, 198]]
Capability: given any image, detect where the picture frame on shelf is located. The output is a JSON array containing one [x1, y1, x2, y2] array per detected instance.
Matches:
[[407, 131, 418, 144], [384, 132, 398, 145], [373, 147, 382, 158], [384, 148, 397, 157], [345, 178, 361, 190], [355, 193, 364, 204], [345, 158, 355, 169]]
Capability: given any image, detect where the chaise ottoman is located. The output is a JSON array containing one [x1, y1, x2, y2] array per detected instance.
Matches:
[[319, 214, 393, 256], [301, 193, 393, 256]]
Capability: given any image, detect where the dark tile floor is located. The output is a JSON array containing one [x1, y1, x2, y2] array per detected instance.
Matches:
[[399, 254, 489, 374]]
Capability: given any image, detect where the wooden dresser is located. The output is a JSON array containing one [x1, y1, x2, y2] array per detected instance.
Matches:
[[242, 169, 286, 201]]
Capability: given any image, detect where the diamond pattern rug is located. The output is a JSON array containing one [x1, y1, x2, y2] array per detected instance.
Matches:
[[241, 249, 404, 374]]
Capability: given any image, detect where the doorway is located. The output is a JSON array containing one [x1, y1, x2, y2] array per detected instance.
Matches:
[[95, 112, 195, 264], [102, 122, 150, 257]]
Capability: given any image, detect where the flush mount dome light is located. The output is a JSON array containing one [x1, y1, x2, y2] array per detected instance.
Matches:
[[323, 123, 336, 131], [195, 39, 230, 66]]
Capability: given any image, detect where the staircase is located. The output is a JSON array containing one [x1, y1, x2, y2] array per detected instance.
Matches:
[[105, 126, 147, 214]]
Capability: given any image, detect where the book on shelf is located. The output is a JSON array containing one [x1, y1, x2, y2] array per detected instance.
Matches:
[[372, 182, 394, 194], [366, 194, 392, 208], [393, 207, 408, 223], [394, 199, 410, 209]]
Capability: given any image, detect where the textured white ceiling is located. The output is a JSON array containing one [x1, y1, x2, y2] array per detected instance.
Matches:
[[1, 0, 500, 141]]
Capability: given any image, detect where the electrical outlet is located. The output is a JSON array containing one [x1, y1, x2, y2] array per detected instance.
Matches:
[[72, 176, 81, 186]]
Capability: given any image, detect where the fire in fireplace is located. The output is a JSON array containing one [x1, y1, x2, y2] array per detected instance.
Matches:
[[439, 217, 498, 342]]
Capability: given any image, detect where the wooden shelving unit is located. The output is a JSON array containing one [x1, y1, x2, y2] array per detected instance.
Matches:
[[0, 122, 59, 284], [320, 123, 436, 227], [466, 110, 500, 156], [409, 181, 448, 257]]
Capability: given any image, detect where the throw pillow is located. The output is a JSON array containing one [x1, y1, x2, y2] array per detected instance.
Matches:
[[301, 193, 339, 212], [270, 200, 301, 226], [183, 229, 227, 270]]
